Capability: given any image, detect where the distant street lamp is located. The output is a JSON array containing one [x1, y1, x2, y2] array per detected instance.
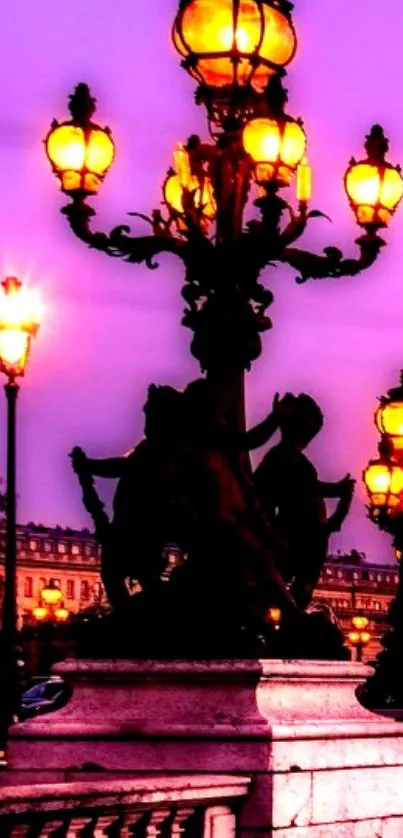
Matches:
[[0, 276, 41, 768], [361, 372, 403, 712], [32, 579, 70, 623], [348, 613, 371, 662]]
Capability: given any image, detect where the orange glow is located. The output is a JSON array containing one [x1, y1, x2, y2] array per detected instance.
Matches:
[[267, 606, 281, 625], [360, 631, 371, 645], [352, 614, 369, 631], [41, 580, 63, 606], [54, 605, 69, 622], [376, 402, 403, 449], [173, 0, 296, 90], [46, 123, 115, 195], [345, 162, 403, 227], [243, 117, 306, 185], [0, 277, 42, 378], [297, 157, 312, 203], [32, 605, 48, 622], [348, 631, 360, 645], [164, 172, 216, 219]]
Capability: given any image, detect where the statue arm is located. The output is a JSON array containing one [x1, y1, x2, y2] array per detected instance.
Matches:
[[317, 480, 344, 498], [85, 457, 126, 478], [241, 412, 279, 451]]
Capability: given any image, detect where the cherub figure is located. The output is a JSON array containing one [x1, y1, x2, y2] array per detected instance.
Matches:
[[254, 393, 355, 609]]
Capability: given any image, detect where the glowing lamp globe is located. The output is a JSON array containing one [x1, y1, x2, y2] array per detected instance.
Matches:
[[41, 579, 63, 606], [243, 115, 306, 184], [376, 383, 403, 452], [54, 605, 69, 622], [351, 614, 369, 632], [164, 172, 217, 220], [45, 84, 115, 196], [172, 0, 296, 91], [360, 631, 371, 646], [0, 277, 41, 379], [348, 631, 360, 645], [345, 125, 403, 228], [363, 459, 403, 510], [32, 605, 48, 622]]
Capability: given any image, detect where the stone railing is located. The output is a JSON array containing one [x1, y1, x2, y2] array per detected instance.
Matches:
[[0, 774, 250, 837]]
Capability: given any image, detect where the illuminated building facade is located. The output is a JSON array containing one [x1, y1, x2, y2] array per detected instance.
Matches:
[[316, 550, 398, 660], [0, 524, 103, 626]]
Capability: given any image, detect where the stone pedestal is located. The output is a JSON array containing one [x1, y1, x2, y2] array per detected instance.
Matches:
[[7, 659, 403, 836]]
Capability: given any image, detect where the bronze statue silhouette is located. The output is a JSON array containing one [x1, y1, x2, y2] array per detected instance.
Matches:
[[70, 381, 353, 655], [254, 393, 355, 609], [71, 384, 187, 609], [171, 379, 300, 637], [71, 380, 302, 642]]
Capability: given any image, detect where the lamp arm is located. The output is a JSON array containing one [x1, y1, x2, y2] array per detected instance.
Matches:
[[280, 231, 385, 284], [62, 199, 187, 270]]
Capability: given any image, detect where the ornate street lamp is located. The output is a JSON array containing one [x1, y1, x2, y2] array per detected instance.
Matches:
[[0, 277, 41, 768], [44, 2, 402, 613], [345, 125, 403, 229], [348, 613, 371, 662], [360, 372, 403, 714], [45, 84, 115, 197]]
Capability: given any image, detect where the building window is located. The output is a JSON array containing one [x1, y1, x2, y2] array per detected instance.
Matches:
[[71, 544, 80, 555], [395, 575, 399, 584], [67, 580, 75, 600], [44, 541, 53, 553], [385, 575, 391, 583], [84, 544, 92, 557], [337, 570, 343, 579], [24, 577, 33, 598], [326, 568, 333, 576], [377, 573, 383, 582], [81, 580, 90, 601], [374, 601, 381, 611], [58, 542, 67, 554], [352, 571, 359, 580], [369, 574, 375, 582], [29, 539, 38, 551]]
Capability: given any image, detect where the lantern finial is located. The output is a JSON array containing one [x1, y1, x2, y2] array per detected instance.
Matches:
[[68, 83, 97, 126], [365, 124, 389, 165]]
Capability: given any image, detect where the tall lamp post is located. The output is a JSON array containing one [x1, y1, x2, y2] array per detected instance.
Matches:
[[361, 374, 403, 712], [44, 0, 402, 443], [0, 277, 41, 768]]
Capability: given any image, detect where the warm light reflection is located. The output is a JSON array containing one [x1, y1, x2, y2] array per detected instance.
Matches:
[[243, 117, 306, 184], [173, 0, 296, 90]]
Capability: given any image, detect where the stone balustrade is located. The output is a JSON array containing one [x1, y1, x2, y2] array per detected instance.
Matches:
[[0, 774, 251, 837]]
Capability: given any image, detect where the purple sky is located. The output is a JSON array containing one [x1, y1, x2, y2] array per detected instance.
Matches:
[[0, 0, 403, 563]]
